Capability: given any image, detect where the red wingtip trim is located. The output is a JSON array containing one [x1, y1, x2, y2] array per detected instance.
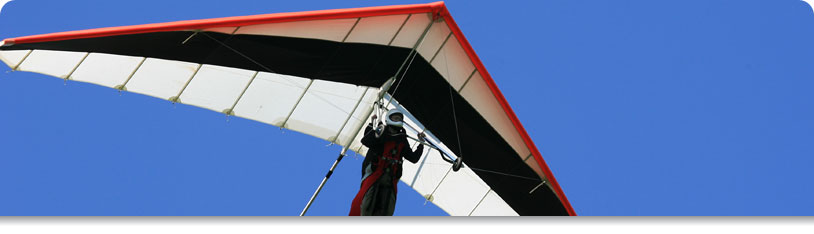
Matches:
[[437, 5, 577, 216], [429, 1, 447, 20], [0, 39, 13, 46]]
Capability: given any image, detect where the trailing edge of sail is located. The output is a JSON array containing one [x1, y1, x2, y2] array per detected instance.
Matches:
[[0, 1, 575, 216]]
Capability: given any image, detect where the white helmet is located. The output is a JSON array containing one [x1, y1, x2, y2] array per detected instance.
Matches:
[[385, 109, 404, 128]]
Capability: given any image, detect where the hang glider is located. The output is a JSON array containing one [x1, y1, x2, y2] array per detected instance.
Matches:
[[0, 1, 575, 216]]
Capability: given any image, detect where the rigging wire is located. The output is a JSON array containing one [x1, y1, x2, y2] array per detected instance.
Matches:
[[199, 31, 277, 74], [411, 162, 541, 182], [385, 49, 420, 106], [447, 82, 464, 162], [199, 30, 377, 125], [196, 16, 541, 206], [379, 16, 436, 116]]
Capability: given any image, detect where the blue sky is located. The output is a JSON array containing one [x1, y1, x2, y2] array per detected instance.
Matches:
[[1, 0, 813, 216]]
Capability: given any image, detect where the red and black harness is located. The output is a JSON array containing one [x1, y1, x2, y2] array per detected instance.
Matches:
[[348, 140, 406, 216]]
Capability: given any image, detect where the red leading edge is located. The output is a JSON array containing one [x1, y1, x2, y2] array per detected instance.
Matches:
[[1, 1, 576, 216]]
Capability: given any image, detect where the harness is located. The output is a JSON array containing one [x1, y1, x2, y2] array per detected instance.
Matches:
[[378, 141, 405, 175]]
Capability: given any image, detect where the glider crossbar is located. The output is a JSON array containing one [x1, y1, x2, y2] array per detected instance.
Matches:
[[300, 16, 435, 215]]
